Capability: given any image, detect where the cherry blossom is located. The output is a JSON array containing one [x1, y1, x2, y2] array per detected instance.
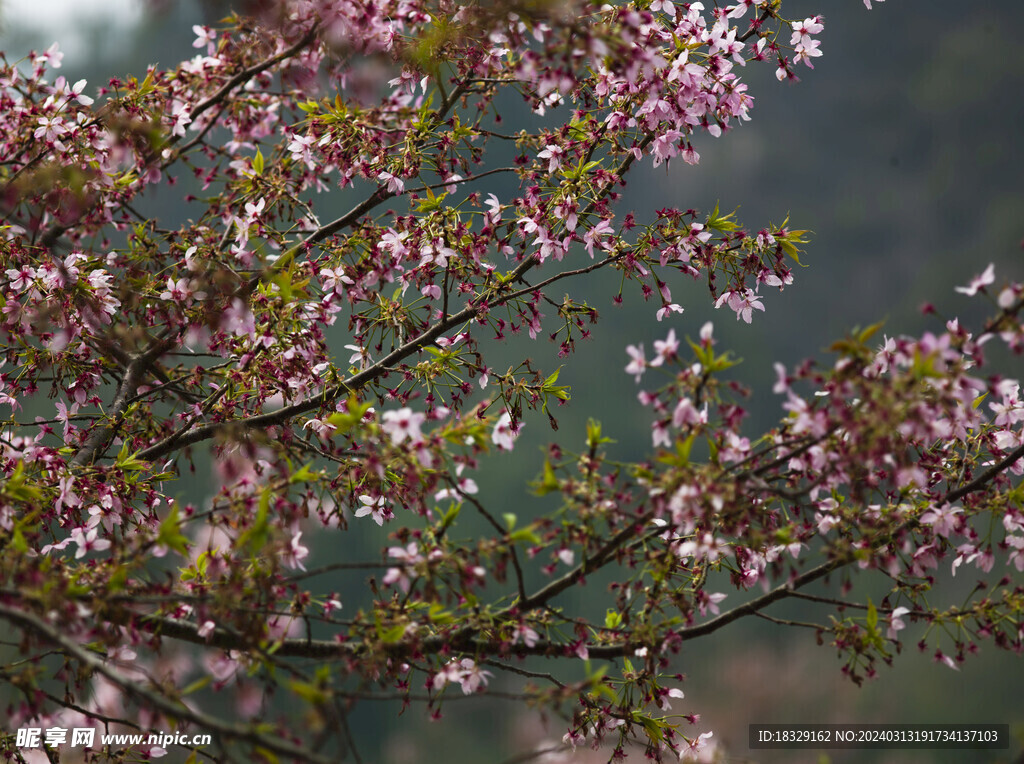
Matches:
[[651, 329, 680, 367], [381, 407, 426, 444], [681, 732, 715, 761], [919, 503, 963, 538], [492, 411, 522, 451], [625, 343, 646, 382], [954, 263, 996, 295], [432, 658, 493, 695], [714, 288, 765, 323], [354, 495, 388, 526], [378, 170, 404, 194], [33, 42, 63, 68], [283, 532, 310, 571], [70, 527, 111, 559], [886, 607, 911, 640]]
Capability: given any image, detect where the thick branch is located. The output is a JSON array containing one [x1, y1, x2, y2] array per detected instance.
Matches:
[[71, 336, 177, 466], [514, 509, 655, 613], [94, 556, 839, 663], [188, 25, 320, 126], [137, 302, 469, 461], [139, 248, 630, 463], [0, 603, 335, 764], [943, 440, 1024, 505]]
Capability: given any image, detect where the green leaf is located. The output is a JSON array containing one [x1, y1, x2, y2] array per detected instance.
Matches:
[[428, 603, 453, 624], [271, 270, 294, 301], [585, 419, 615, 449], [157, 504, 190, 556], [253, 748, 279, 764], [181, 676, 213, 696], [541, 366, 571, 406], [181, 550, 212, 582], [9, 523, 28, 553], [677, 432, 695, 465], [325, 394, 373, 434], [114, 171, 138, 187], [288, 462, 320, 485], [777, 226, 811, 265], [687, 337, 712, 367], [708, 349, 740, 373], [604, 609, 622, 629], [115, 441, 147, 471], [253, 148, 264, 175], [508, 527, 541, 545], [238, 486, 272, 555], [416, 185, 447, 212], [288, 679, 329, 705], [706, 201, 740, 233], [857, 320, 885, 345], [561, 158, 601, 181], [137, 70, 155, 95], [866, 599, 878, 630], [779, 239, 802, 264], [633, 713, 665, 743], [532, 460, 559, 496], [378, 623, 407, 644], [3, 460, 42, 502], [439, 502, 461, 528]]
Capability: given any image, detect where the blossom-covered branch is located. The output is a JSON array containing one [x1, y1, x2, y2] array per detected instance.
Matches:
[[1, 1, 1022, 762]]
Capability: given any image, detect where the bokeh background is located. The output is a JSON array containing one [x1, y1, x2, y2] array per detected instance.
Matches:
[[2, 0, 1023, 762]]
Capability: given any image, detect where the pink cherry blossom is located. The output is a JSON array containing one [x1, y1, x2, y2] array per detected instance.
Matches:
[[355, 495, 388, 526], [955, 263, 995, 296], [381, 407, 425, 444], [650, 329, 680, 366], [283, 531, 309, 570], [492, 411, 522, 451], [714, 288, 765, 323], [886, 607, 911, 640], [919, 503, 963, 538], [378, 170, 404, 194], [681, 732, 715, 761], [656, 303, 684, 321], [33, 42, 63, 69], [625, 343, 646, 382], [70, 526, 111, 559]]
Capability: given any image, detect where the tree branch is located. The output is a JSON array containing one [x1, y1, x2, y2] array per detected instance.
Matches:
[[0, 603, 336, 764], [71, 335, 178, 466], [138, 247, 630, 463]]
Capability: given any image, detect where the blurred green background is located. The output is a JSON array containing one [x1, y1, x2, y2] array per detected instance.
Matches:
[[2, 0, 1022, 761]]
